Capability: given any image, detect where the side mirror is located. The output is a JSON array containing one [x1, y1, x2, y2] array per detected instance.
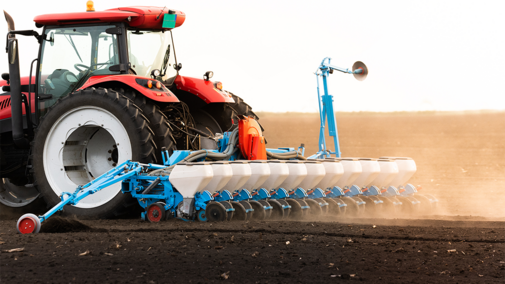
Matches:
[[48, 31, 55, 47]]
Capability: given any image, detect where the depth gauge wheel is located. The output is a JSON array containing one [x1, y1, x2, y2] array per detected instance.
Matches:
[[32, 88, 157, 219]]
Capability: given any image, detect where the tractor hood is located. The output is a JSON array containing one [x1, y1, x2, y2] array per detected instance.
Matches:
[[33, 6, 186, 30]]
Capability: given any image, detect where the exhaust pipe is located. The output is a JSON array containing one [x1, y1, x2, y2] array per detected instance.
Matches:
[[5, 11, 29, 148]]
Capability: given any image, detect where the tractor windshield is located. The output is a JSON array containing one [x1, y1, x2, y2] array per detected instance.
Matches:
[[127, 30, 178, 83], [38, 25, 120, 111]]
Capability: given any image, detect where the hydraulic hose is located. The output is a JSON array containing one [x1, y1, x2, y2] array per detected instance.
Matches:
[[149, 128, 239, 176], [266, 150, 306, 160]]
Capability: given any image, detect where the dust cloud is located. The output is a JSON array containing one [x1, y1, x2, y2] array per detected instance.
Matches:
[[259, 110, 505, 220]]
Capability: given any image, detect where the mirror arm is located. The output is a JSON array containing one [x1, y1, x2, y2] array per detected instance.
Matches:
[[5, 30, 45, 52]]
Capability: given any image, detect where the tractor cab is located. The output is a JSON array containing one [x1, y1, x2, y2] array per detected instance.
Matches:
[[36, 7, 182, 112], [39, 25, 121, 108]]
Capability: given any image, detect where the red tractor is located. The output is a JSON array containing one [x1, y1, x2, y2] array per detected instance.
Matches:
[[0, 3, 259, 218]]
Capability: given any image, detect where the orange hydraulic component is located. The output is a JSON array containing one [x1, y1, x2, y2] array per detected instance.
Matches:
[[238, 116, 267, 160]]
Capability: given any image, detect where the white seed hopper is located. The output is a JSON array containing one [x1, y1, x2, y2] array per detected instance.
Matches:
[[170, 162, 214, 198], [259, 160, 289, 190], [298, 161, 326, 190], [200, 161, 233, 194], [314, 159, 344, 190], [369, 158, 399, 188], [353, 158, 380, 188], [380, 157, 417, 187], [334, 158, 362, 188], [221, 161, 252, 191], [242, 160, 271, 191], [278, 160, 307, 190]]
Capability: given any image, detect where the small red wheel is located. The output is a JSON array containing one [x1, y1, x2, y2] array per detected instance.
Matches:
[[146, 203, 166, 223], [17, 213, 41, 234]]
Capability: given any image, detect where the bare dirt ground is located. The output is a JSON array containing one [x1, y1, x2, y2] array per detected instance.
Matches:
[[1, 111, 504, 283]]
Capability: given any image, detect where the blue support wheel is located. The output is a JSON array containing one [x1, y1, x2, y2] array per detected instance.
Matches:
[[196, 209, 207, 222]]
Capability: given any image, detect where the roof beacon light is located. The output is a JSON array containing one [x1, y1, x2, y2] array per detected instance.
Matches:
[[86, 1, 95, 12]]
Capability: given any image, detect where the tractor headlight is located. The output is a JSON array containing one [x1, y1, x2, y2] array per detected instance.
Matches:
[[203, 71, 213, 81], [214, 81, 223, 90], [151, 69, 161, 78]]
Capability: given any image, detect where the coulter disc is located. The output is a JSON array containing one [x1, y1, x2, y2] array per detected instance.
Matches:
[[285, 199, 303, 220], [249, 200, 266, 221], [276, 199, 291, 218], [239, 201, 254, 221], [325, 198, 342, 215], [315, 198, 329, 215], [219, 201, 234, 221], [258, 200, 272, 219], [205, 202, 227, 222], [267, 199, 284, 220], [305, 199, 323, 217], [230, 201, 247, 221]]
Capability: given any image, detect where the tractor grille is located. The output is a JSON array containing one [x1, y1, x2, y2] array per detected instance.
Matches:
[[0, 97, 11, 110]]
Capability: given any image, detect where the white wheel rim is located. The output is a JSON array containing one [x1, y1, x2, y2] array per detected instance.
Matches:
[[43, 106, 132, 208]]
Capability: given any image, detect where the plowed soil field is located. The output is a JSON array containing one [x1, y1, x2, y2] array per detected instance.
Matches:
[[1, 111, 504, 283]]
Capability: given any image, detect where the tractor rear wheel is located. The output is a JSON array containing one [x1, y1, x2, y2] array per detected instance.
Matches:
[[118, 88, 176, 162], [206, 92, 261, 132], [32, 88, 157, 219]]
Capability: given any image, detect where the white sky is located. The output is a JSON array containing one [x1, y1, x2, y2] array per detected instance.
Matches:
[[1, 0, 504, 112]]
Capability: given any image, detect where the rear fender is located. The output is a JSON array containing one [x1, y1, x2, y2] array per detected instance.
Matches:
[[174, 75, 234, 104], [79, 75, 180, 103]]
